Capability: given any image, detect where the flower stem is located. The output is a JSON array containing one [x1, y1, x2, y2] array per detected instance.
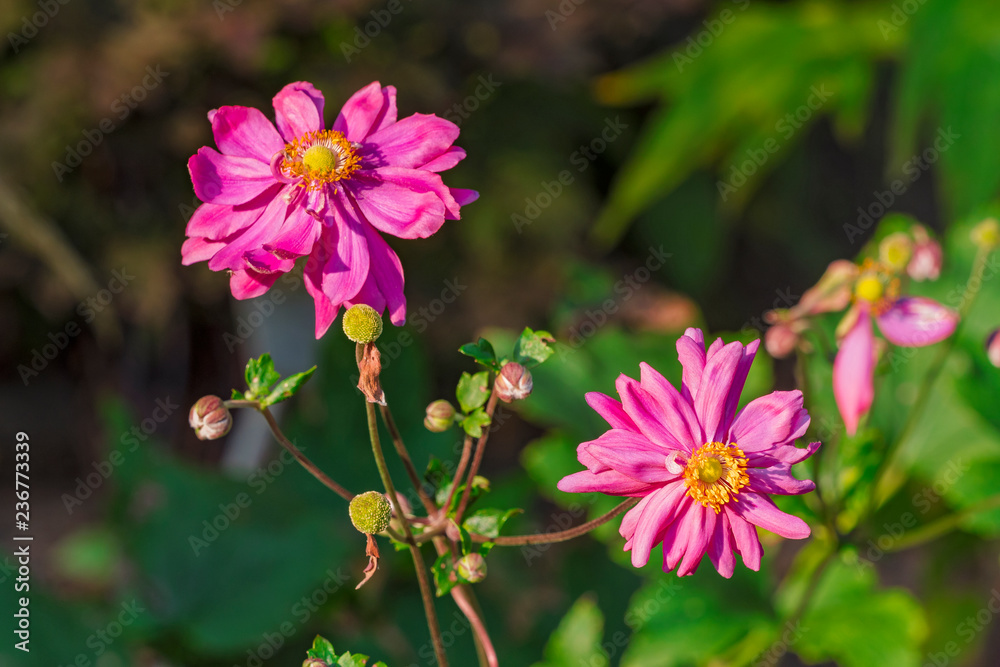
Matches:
[[225, 400, 354, 502], [884, 493, 1000, 554], [359, 353, 448, 666], [465, 498, 639, 546], [379, 403, 438, 515], [443, 435, 474, 513], [455, 391, 501, 524]]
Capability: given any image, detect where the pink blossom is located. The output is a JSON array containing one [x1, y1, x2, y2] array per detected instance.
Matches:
[[182, 81, 478, 337], [557, 328, 819, 577], [906, 225, 942, 281], [832, 261, 958, 435]]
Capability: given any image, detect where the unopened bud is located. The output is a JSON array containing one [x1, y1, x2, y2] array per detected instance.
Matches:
[[424, 400, 457, 432], [987, 329, 1000, 368], [302, 660, 329, 667], [349, 491, 392, 535], [907, 225, 942, 281], [342, 304, 383, 343], [971, 218, 1000, 251], [495, 362, 533, 402], [879, 232, 913, 272], [457, 553, 487, 583], [189, 395, 232, 440], [764, 320, 801, 359]]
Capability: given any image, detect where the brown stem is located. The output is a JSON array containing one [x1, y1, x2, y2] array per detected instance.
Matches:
[[379, 404, 438, 515], [467, 497, 639, 546], [443, 435, 474, 513], [431, 536, 497, 667], [455, 391, 501, 523]]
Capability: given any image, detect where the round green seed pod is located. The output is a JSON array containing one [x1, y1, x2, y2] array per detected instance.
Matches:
[[342, 304, 383, 343], [349, 491, 392, 534]]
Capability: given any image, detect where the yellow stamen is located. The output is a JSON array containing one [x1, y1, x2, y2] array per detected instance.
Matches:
[[280, 129, 360, 190], [683, 442, 749, 513], [854, 275, 884, 303]]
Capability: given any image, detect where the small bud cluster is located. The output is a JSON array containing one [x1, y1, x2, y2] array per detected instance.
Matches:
[[189, 395, 232, 440]]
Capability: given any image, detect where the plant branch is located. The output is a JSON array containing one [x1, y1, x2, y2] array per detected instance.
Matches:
[[379, 403, 438, 515], [467, 498, 639, 546], [455, 391, 501, 523]]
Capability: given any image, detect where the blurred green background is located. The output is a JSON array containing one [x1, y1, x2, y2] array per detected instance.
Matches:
[[2, 0, 1000, 665]]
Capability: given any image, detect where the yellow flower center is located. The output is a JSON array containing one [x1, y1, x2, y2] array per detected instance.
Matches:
[[683, 442, 749, 513], [280, 129, 360, 190], [854, 275, 884, 303]]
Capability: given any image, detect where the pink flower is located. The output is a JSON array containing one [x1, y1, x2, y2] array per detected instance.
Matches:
[[986, 328, 1000, 368], [182, 81, 478, 337], [906, 225, 942, 282], [557, 328, 819, 577], [833, 260, 958, 435]]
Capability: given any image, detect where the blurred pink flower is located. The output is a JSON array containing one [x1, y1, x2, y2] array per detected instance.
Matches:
[[557, 328, 818, 577], [907, 225, 942, 281], [764, 260, 857, 359], [987, 328, 1000, 368], [182, 81, 478, 337], [833, 261, 958, 435]]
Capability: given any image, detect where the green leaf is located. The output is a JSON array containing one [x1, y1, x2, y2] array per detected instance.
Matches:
[[230, 388, 245, 400], [462, 507, 523, 540], [459, 407, 491, 438], [459, 337, 499, 369], [244, 353, 281, 400], [307, 635, 338, 662], [432, 552, 461, 597], [793, 560, 928, 667], [456, 371, 490, 413], [513, 327, 555, 367], [337, 652, 371, 667], [261, 366, 316, 407], [532, 595, 608, 667]]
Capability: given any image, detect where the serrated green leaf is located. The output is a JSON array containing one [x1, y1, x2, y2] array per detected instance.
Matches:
[[337, 652, 370, 667], [244, 353, 281, 400], [432, 552, 461, 597], [459, 407, 491, 438], [462, 507, 523, 540], [261, 366, 316, 407], [459, 337, 499, 369], [456, 371, 490, 413], [230, 388, 245, 400], [513, 327, 555, 367], [307, 635, 338, 662]]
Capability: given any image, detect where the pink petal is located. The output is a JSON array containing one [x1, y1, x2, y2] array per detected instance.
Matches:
[[585, 391, 638, 431], [833, 309, 875, 436], [343, 272, 387, 317], [230, 268, 281, 299], [358, 212, 407, 325], [312, 196, 371, 311], [694, 341, 745, 443], [676, 504, 717, 576], [729, 390, 809, 453], [730, 491, 810, 539], [272, 81, 324, 142], [450, 188, 480, 207], [557, 469, 655, 497], [364, 114, 460, 170], [333, 82, 397, 142], [262, 206, 321, 258], [188, 148, 276, 206], [721, 339, 759, 439], [617, 375, 687, 451], [876, 297, 958, 347], [181, 236, 225, 265], [725, 509, 762, 571], [676, 328, 707, 402], [630, 482, 688, 568], [661, 497, 711, 575], [747, 441, 820, 468], [708, 511, 735, 578], [620, 493, 654, 544], [747, 465, 815, 496], [422, 146, 467, 172], [638, 362, 703, 450], [186, 188, 284, 241], [582, 430, 683, 485], [348, 168, 449, 238], [206, 192, 290, 271], [211, 105, 284, 162]]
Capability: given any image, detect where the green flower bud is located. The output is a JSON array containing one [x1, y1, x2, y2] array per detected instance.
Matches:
[[349, 491, 392, 535], [457, 553, 487, 583], [342, 304, 383, 343], [424, 400, 457, 432]]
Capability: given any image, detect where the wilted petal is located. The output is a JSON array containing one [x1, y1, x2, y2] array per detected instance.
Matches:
[[833, 309, 875, 436]]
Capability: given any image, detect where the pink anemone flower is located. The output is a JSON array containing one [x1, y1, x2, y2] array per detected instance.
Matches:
[[182, 81, 478, 337], [833, 260, 958, 435], [557, 328, 819, 577]]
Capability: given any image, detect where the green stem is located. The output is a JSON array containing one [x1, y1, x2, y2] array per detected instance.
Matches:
[[379, 404, 438, 515], [455, 391, 500, 524], [885, 493, 1000, 554], [359, 349, 448, 667]]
